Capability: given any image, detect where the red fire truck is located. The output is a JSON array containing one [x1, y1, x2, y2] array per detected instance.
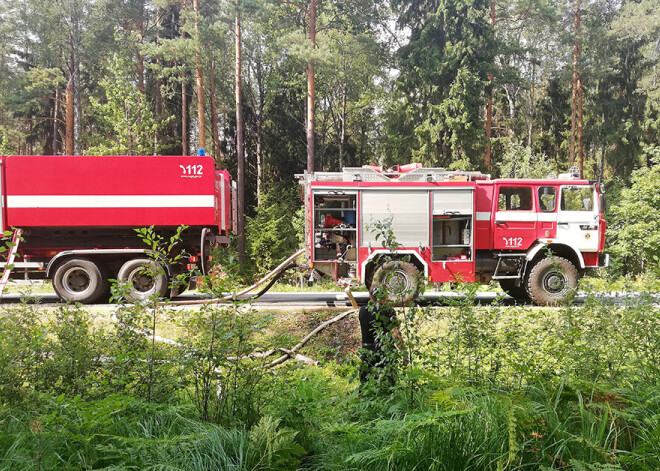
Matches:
[[0, 155, 233, 303], [300, 164, 608, 305]]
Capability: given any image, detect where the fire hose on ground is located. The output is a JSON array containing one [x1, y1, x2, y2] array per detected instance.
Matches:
[[165, 248, 306, 306]]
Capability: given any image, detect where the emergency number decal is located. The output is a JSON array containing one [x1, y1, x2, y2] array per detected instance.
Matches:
[[180, 164, 204, 178], [502, 236, 523, 248]]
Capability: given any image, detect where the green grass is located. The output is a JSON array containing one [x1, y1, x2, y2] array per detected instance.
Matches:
[[580, 272, 660, 292], [3, 281, 54, 294], [2, 288, 660, 469]]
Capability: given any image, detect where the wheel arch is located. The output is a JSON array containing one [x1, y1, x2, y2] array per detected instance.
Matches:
[[46, 249, 172, 278], [361, 249, 428, 288], [526, 242, 584, 272]]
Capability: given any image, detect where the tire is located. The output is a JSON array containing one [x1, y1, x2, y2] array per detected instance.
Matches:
[[526, 257, 578, 306], [52, 258, 107, 304], [117, 258, 169, 302], [369, 261, 421, 306], [499, 279, 530, 302]]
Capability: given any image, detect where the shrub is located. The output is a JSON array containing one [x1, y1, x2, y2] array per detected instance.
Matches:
[[246, 183, 303, 277], [608, 145, 660, 274]]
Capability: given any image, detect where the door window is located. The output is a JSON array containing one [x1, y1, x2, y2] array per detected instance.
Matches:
[[498, 187, 533, 211], [561, 186, 593, 211], [538, 187, 557, 212]]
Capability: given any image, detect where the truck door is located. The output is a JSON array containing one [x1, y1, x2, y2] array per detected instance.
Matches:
[[492, 184, 537, 250], [556, 185, 599, 252], [536, 186, 558, 239]]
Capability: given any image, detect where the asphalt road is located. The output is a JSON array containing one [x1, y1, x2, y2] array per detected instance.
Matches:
[[0, 289, 642, 308]]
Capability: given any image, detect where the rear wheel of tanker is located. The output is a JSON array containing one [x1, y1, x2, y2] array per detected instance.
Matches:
[[499, 279, 530, 302], [117, 258, 169, 302], [526, 257, 578, 306], [53, 258, 107, 304], [369, 261, 421, 307]]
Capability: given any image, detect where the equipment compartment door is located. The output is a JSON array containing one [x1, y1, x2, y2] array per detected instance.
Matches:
[[431, 188, 473, 261], [360, 190, 429, 248]]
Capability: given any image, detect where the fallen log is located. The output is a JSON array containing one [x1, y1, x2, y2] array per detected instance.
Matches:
[[227, 307, 357, 367]]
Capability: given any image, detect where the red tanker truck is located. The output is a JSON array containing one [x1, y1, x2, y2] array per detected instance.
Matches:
[[0, 155, 233, 303]]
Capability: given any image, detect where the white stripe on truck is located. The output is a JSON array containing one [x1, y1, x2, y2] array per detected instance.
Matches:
[[7, 195, 215, 208]]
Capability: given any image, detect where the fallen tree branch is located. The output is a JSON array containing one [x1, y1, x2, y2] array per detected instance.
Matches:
[[226, 307, 357, 368], [265, 308, 357, 368]]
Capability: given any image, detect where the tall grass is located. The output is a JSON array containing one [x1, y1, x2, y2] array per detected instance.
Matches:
[[2, 286, 660, 469], [0, 396, 303, 471]]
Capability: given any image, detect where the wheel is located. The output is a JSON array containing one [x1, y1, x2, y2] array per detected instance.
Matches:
[[499, 279, 530, 302], [369, 261, 421, 306], [526, 257, 578, 306], [52, 258, 107, 304], [117, 258, 169, 302]]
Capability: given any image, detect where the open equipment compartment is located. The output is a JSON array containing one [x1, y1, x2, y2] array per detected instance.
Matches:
[[431, 188, 474, 261], [312, 191, 357, 267]]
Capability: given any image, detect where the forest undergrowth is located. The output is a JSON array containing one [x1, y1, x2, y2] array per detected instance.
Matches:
[[1, 284, 660, 470]]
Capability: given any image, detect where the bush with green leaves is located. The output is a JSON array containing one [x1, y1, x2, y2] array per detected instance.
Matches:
[[0, 302, 49, 403], [176, 303, 274, 426], [246, 183, 303, 277], [608, 145, 660, 274], [3, 218, 660, 469], [495, 140, 558, 179]]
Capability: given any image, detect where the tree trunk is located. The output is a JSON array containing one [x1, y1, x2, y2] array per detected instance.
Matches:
[[53, 87, 60, 154], [137, 20, 145, 94], [193, 0, 205, 153], [253, 38, 266, 207], [339, 83, 347, 170], [181, 71, 188, 155], [577, 65, 584, 176], [180, 1, 188, 156], [209, 59, 221, 166], [27, 119, 33, 155], [65, 72, 74, 155], [68, 0, 82, 156], [306, 0, 317, 174], [528, 62, 535, 148], [598, 143, 605, 183], [484, 0, 495, 169], [235, 5, 246, 262], [570, 0, 581, 170], [154, 8, 162, 155], [256, 121, 263, 206]]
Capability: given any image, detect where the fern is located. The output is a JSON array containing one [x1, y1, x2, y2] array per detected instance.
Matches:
[[249, 416, 305, 471]]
